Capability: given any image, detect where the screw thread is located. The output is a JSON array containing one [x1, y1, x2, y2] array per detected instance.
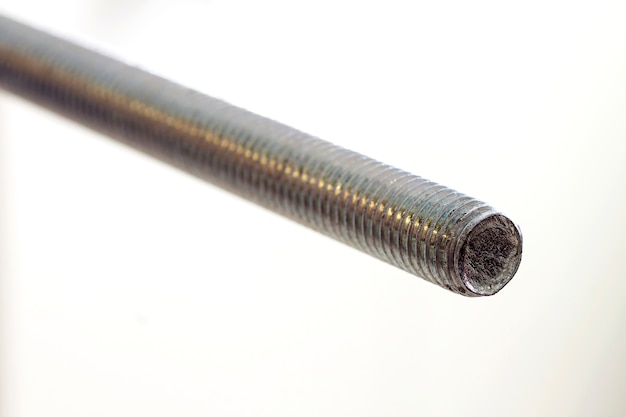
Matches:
[[0, 16, 522, 295]]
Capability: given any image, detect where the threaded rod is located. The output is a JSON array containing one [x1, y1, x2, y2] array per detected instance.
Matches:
[[0, 15, 522, 296]]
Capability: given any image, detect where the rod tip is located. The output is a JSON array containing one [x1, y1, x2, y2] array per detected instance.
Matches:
[[458, 214, 522, 296]]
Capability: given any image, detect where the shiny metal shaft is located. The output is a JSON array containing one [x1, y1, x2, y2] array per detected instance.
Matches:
[[0, 15, 522, 296]]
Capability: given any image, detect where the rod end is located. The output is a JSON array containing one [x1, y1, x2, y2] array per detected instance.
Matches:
[[458, 214, 522, 296]]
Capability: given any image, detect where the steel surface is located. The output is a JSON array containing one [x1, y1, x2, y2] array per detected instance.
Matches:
[[0, 15, 522, 296]]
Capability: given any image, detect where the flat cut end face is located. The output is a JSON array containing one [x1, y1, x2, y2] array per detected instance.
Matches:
[[459, 214, 522, 296]]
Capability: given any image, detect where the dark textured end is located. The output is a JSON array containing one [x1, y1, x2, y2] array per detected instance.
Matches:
[[458, 214, 522, 296]]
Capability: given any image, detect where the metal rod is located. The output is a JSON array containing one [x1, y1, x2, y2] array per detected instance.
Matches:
[[0, 15, 522, 296]]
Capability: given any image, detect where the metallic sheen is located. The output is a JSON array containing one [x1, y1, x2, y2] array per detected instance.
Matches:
[[0, 15, 522, 296]]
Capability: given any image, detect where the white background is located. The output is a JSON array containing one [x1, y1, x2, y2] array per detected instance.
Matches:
[[1, 1, 625, 416]]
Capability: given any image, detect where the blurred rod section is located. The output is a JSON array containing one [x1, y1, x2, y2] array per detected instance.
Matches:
[[0, 15, 522, 296]]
